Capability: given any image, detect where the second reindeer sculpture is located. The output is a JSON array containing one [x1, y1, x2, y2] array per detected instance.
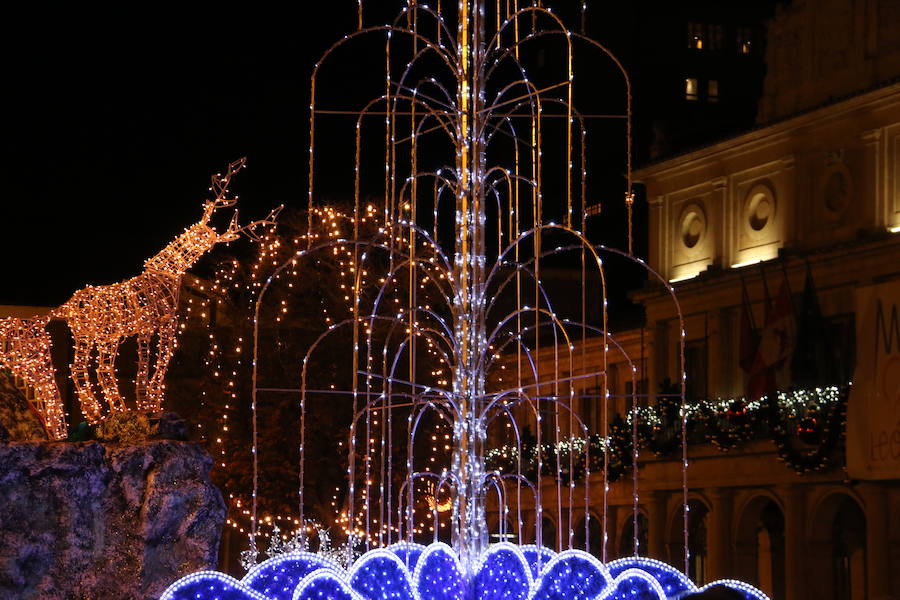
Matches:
[[54, 158, 280, 423], [0, 315, 66, 439]]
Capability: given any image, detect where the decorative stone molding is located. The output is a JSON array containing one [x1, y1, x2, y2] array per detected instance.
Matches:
[[743, 181, 776, 240]]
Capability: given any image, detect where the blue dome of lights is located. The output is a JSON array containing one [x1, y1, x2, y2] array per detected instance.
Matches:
[[161, 543, 769, 600]]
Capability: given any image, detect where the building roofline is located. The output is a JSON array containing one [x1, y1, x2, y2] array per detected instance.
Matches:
[[0, 305, 55, 318], [634, 80, 900, 181]]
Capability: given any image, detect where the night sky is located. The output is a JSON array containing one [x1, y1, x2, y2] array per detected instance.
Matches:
[[2, 5, 349, 305], [0, 2, 707, 308]]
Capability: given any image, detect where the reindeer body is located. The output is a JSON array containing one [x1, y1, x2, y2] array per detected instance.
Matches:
[[58, 271, 181, 339], [54, 264, 184, 422]]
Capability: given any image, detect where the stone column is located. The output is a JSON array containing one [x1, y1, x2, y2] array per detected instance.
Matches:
[[778, 154, 796, 245], [648, 194, 665, 276], [647, 491, 669, 561], [707, 488, 734, 581], [860, 482, 890, 599], [861, 128, 885, 228], [777, 484, 805, 600]]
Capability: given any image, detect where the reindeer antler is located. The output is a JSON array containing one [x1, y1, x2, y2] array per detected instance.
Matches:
[[226, 204, 284, 241], [211, 157, 247, 200], [203, 157, 247, 222]]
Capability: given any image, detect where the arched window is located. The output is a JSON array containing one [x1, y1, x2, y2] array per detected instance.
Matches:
[[687, 500, 709, 585], [539, 516, 557, 551], [667, 499, 709, 584], [734, 496, 785, 599], [832, 497, 866, 600], [808, 493, 867, 600], [757, 502, 786, 598], [572, 513, 603, 557], [618, 512, 648, 558]]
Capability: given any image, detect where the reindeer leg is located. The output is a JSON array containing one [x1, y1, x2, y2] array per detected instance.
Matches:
[[32, 366, 66, 440], [97, 338, 125, 413], [72, 337, 102, 423], [33, 320, 66, 439], [135, 333, 151, 411], [148, 319, 177, 411]]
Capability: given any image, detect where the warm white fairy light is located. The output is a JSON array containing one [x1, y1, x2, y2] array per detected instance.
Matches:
[[0, 315, 66, 439], [194, 204, 386, 545], [50, 158, 280, 424]]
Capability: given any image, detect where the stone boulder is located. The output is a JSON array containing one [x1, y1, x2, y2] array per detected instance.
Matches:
[[0, 439, 225, 600]]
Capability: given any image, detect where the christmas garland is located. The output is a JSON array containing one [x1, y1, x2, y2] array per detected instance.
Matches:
[[485, 384, 848, 479], [766, 387, 847, 474]]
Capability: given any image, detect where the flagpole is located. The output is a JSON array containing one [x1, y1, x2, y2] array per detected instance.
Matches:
[[758, 262, 771, 324], [780, 257, 796, 317]]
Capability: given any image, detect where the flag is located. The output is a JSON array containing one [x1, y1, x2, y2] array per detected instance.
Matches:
[[760, 262, 773, 324], [747, 349, 775, 401], [791, 262, 834, 388], [756, 268, 796, 392], [746, 267, 773, 400], [746, 265, 796, 400]]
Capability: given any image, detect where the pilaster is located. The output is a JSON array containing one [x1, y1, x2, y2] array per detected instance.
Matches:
[[647, 491, 669, 562], [707, 487, 734, 581], [777, 484, 805, 600]]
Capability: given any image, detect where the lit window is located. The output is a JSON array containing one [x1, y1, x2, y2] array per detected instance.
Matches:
[[687, 23, 704, 49], [685, 78, 698, 101], [738, 26, 753, 54], [708, 80, 719, 102]]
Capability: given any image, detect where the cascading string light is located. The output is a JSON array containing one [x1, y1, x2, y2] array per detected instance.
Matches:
[[164, 1, 769, 599], [188, 204, 390, 552]]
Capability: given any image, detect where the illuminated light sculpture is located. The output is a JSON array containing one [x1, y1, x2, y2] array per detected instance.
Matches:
[[164, 1, 771, 599], [161, 543, 769, 600], [0, 315, 66, 439], [53, 158, 281, 424]]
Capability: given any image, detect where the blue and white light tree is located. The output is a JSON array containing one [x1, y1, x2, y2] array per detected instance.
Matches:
[[162, 2, 769, 599]]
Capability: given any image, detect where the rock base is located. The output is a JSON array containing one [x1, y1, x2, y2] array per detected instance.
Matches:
[[0, 440, 225, 600]]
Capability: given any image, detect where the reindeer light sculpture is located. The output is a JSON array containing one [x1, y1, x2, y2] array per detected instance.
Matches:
[[53, 158, 280, 424], [0, 315, 66, 439]]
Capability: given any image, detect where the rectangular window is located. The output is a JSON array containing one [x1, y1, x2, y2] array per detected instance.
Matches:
[[709, 24, 723, 51], [684, 341, 708, 402], [540, 406, 557, 443], [582, 387, 601, 432], [685, 78, 699, 101], [624, 379, 648, 398], [624, 378, 649, 411], [687, 23, 704, 49], [708, 79, 719, 102], [737, 26, 754, 54]]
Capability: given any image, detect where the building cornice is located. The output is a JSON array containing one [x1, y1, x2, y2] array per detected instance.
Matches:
[[632, 231, 900, 311]]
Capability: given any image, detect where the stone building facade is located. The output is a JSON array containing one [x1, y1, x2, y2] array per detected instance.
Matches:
[[487, 3, 900, 599], [630, 80, 900, 600]]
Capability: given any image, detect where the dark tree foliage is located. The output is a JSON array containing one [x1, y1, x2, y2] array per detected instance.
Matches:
[[167, 205, 447, 539]]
